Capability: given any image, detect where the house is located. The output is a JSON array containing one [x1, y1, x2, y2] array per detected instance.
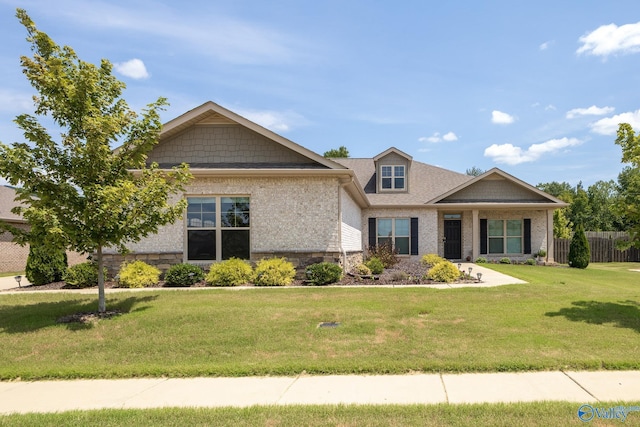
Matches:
[[102, 101, 567, 274]]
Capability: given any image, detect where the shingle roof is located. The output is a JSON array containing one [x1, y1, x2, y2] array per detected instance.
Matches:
[[0, 186, 24, 222], [331, 158, 473, 206]]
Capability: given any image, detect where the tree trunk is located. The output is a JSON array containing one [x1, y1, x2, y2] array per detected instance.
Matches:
[[97, 245, 106, 313]]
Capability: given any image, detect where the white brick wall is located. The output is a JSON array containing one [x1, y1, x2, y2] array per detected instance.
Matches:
[[111, 176, 343, 257], [363, 208, 438, 256]]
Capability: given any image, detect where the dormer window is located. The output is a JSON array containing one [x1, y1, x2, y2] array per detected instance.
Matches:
[[381, 165, 405, 190]]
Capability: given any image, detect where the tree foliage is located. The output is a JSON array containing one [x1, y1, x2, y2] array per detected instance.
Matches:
[[615, 123, 640, 249], [323, 146, 349, 158], [568, 223, 590, 269], [465, 166, 485, 176], [0, 10, 191, 312]]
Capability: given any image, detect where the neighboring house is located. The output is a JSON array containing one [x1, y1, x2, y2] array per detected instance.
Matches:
[[0, 185, 85, 273], [0, 185, 30, 273], [103, 101, 567, 275]]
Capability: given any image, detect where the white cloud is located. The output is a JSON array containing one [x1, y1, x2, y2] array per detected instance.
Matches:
[[484, 137, 582, 165], [590, 109, 640, 135], [0, 89, 33, 113], [539, 40, 554, 51], [491, 110, 515, 124], [566, 105, 615, 119], [577, 22, 640, 57], [236, 109, 309, 133], [114, 59, 149, 79], [419, 131, 458, 143]]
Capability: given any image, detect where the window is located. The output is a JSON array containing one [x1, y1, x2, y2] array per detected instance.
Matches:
[[186, 196, 250, 261], [377, 218, 410, 255], [487, 219, 522, 254], [380, 165, 405, 190]]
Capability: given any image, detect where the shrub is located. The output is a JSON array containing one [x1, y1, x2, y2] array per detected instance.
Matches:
[[63, 262, 106, 289], [365, 257, 384, 275], [500, 257, 512, 264], [305, 262, 343, 286], [568, 223, 590, 269], [475, 257, 488, 264], [206, 258, 254, 287], [118, 261, 161, 288], [526, 258, 536, 266], [164, 263, 204, 287], [426, 260, 460, 283], [26, 243, 68, 286], [353, 263, 372, 276], [421, 253, 445, 267], [254, 258, 296, 286], [366, 242, 399, 268]]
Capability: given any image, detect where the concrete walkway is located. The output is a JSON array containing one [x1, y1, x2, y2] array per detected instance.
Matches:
[[0, 371, 639, 414], [0, 263, 524, 293]]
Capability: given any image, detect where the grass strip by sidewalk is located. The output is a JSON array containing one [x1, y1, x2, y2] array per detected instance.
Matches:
[[0, 402, 621, 427], [0, 263, 639, 380]]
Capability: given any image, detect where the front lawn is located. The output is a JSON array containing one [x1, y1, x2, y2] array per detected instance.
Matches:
[[0, 263, 638, 380]]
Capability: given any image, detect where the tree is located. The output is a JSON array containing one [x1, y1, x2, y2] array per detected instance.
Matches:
[[323, 146, 349, 158], [538, 181, 575, 238], [25, 223, 68, 286], [615, 123, 640, 248], [465, 166, 485, 176], [586, 180, 620, 231], [568, 223, 590, 269], [0, 10, 191, 312]]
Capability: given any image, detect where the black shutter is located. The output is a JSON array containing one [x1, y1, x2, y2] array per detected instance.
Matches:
[[368, 218, 377, 249], [524, 218, 532, 254], [480, 219, 488, 254], [410, 217, 419, 255]]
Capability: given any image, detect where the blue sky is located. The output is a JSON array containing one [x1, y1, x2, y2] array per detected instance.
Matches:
[[2, 1, 640, 188]]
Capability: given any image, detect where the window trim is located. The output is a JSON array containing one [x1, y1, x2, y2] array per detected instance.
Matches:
[[487, 219, 523, 255], [380, 165, 406, 191], [185, 195, 251, 262], [376, 217, 411, 255]]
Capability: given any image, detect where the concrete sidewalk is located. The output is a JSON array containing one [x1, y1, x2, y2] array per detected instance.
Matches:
[[0, 371, 639, 414], [0, 263, 525, 293]]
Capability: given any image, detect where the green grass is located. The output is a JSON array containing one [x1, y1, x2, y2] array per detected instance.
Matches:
[[0, 402, 618, 426], [0, 263, 639, 380], [0, 271, 23, 278]]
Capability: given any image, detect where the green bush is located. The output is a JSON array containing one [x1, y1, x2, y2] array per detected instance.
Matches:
[[421, 253, 445, 267], [367, 242, 399, 268], [568, 223, 590, 269], [63, 262, 106, 288], [164, 263, 204, 287], [475, 257, 488, 263], [526, 258, 536, 266], [426, 260, 460, 283], [353, 263, 372, 276], [118, 261, 161, 288], [26, 243, 68, 286], [500, 257, 512, 264], [365, 257, 384, 275], [206, 258, 254, 287], [305, 262, 342, 286], [253, 258, 296, 286]]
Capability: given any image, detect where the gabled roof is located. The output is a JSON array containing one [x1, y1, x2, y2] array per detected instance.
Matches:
[[158, 101, 346, 170], [332, 157, 472, 207], [426, 168, 569, 208], [373, 147, 413, 162]]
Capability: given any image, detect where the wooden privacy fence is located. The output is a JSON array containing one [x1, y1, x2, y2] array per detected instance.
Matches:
[[554, 232, 640, 263]]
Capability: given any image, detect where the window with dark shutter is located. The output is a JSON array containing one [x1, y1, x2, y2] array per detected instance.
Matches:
[[410, 218, 418, 255], [480, 219, 488, 254], [524, 218, 532, 254], [368, 217, 377, 248]]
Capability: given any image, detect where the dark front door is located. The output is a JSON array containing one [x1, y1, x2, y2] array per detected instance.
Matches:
[[444, 220, 462, 259]]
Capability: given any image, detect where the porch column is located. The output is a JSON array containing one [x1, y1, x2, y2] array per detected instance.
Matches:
[[472, 209, 480, 261], [546, 209, 555, 263]]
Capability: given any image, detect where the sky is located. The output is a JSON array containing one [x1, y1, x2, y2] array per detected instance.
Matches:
[[2, 1, 640, 188]]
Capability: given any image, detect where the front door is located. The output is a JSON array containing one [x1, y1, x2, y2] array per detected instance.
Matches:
[[444, 220, 462, 259]]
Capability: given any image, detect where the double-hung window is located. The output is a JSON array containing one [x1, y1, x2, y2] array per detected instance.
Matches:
[[377, 218, 410, 255], [186, 196, 250, 261], [381, 165, 405, 190], [488, 219, 522, 254]]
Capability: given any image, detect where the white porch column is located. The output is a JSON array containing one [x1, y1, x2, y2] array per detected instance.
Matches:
[[546, 209, 555, 263], [472, 209, 480, 261]]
